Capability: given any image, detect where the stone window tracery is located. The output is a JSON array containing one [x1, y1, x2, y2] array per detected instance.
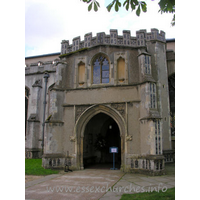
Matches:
[[145, 55, 151, 74], [150, 83, 156, 109], [155, 119, 162, 155], [92, 55, 110, 84]]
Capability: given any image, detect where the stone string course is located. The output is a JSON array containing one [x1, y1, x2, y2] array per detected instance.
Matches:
[[61, 29, 165, 55]]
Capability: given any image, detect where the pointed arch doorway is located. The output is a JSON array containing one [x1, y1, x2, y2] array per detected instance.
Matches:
[[75, 104, 126, 170], [83, 113, 121, 169]]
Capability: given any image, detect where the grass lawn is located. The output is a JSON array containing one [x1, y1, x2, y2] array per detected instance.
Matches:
[[25, 159, 59, 175], [120, 187, 175, 200]]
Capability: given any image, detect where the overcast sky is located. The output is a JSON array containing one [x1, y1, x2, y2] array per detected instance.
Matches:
[[25, 0, 175, 57]]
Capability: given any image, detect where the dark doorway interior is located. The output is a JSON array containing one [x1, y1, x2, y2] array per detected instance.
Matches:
[[83, 113, 121, 169]]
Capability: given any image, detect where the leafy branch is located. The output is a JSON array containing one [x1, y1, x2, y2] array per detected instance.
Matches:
[[82, 0, 100, 11], [107, 0, 147, 16], [80, 0, 175, 26]]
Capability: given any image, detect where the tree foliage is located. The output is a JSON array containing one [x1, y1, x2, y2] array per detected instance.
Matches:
[[81, 0, 175, 26]]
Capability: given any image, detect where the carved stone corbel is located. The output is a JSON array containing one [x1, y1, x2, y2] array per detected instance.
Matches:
[[126, 135, 132, 141], [32, 79, 42, 88], [70, 136, 76, 142]]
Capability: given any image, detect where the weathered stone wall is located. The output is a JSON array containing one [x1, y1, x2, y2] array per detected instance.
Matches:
[[166, 50, 175, 77], [126, 102, 140, 155], [25, 63, 57, 158], [58, 46, 139, 89], [25, 29, 173, 175], [64, 86, 140, 105], [146, 41, 171, 151]]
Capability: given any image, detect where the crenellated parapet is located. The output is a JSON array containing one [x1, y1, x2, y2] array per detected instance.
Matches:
[[61, 29, 165, 55], [25, 61, 57, 75]]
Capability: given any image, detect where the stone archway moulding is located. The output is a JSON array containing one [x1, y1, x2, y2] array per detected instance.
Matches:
[[74, 104, 127, 170]]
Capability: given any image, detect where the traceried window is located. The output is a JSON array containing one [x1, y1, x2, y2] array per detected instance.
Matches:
[[92, 55, 109, 84], [150, 83, 156, 109], [154, 120, 162, 155], [145, 55, 151, 74]]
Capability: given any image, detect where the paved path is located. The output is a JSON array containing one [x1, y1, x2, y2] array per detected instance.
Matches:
[[99, 173, 175, 200], [25, 169, 175, 200], [26, 169, 124, 200]]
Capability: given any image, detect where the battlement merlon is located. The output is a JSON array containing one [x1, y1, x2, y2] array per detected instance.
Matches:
[[60, 29, 166, 55]]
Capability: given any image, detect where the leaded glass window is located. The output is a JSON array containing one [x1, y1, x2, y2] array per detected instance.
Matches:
[[150, 83, 156, 109], [93, 55, 109, 84], [155, 120, 161, 155], [145, 55, 151, 74]]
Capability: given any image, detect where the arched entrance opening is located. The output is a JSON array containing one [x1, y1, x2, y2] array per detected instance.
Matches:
[[75, 104, 126, 170], [83, 113, 121, 169]]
